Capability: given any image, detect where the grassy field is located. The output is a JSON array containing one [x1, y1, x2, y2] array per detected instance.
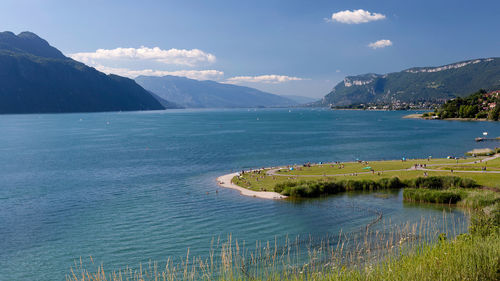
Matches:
[[435, 157, 500, 171], [232, 156, 500, 192], [273, 157, 488, 176]]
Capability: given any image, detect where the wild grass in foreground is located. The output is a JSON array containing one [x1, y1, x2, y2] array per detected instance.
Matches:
[[66, 213, 499, 281]]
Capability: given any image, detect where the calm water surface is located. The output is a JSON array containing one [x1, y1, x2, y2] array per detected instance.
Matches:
[[1, 108, 499, 280]]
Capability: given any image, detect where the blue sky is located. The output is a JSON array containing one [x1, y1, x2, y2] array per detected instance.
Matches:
[[1, 0, 499, 98]]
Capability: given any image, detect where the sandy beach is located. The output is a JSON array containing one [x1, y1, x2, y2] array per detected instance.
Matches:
[[216, 172, 287, 200], [402, 113, 425, 119]]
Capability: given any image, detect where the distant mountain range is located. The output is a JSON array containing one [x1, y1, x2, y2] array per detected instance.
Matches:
[[319, 58, 500, 106], [0, 31, 164, 114], [5, 31, 495, 113], [280, 95, 317, 104], [135, 75, 298, 108]]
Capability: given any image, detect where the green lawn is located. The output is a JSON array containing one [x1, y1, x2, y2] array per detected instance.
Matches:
[[434, 157, 500, 171], [232, 156, 500, 192], [274, 157, 488, 176]]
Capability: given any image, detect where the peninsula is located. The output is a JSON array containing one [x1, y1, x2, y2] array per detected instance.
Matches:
[[217, 154, 500, 208]]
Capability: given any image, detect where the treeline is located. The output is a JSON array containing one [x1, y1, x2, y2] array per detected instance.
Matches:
[[426, 89, 500, 120], [274, 176, 478, 199]]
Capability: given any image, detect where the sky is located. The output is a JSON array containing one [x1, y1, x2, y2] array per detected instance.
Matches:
[[1, 0, 499, 98]]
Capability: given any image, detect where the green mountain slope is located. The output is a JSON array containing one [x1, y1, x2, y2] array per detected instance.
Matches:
[[135, 75, 297, 108], [320, 58, 500, 106], [0, 31, 165, 114]]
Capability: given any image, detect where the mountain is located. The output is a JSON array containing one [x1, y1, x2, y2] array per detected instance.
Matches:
[[135, 75, 297, 108], [280, 95, 318, 105], [320, 58, 500, 107], [0, 31, 66, 59], [148, 91, 184, 109], [0, 31, 164, 114]]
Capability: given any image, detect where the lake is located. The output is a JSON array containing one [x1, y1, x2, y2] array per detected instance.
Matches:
[[1, 108, 499, 280]]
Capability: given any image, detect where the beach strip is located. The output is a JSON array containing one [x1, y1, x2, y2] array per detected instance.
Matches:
[[216, 172, 286, 200]]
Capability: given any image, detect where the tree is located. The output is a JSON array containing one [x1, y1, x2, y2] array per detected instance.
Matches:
[[488, 105, 500, 121]]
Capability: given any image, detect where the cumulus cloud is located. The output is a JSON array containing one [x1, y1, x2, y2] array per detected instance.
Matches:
[[70, 47, 216, 67], [368, 39, 393, 49], [329, 9, 386, 24], [92, 64, 224, 80], [226, 75, 304, 84]]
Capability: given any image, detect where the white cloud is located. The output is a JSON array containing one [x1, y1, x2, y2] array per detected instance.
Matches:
[[329, 9, 386, 24], [69, 46, 216, 67], [92, 64, 224, 80], [368, 39, 393, 49], [226, 75, 304, 84]]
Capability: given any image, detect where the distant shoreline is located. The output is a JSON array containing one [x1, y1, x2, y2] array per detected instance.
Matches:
[[403, 113, 491, 121], [331, 108, 430, 112]]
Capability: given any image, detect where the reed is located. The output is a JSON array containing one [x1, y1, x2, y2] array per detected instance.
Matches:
[[403, 188, 500, 209], [274, 176, 477, 198], [66, 213, 500, 281]]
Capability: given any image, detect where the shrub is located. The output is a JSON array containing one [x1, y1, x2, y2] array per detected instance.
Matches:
[[388, 177, 405, 188], [476, 111, 488, 119], [469, 210, 499, 237], [275, 177, 406, 197], [409, 176, 478, 189], [403, 188, 463, 204], [276, 176, 477, 198]]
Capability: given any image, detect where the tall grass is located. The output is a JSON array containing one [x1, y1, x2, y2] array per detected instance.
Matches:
[[404, 187, 500, 208], [403, 188, 464, 204], [274, 177, 406, 197], [65, 214, 498, 281], [274, 176, 478, 198]]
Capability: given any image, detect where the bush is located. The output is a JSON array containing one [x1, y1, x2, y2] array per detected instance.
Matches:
[[275, 177, 406, 197], [476, 111, 488, 119], [276, 176, 478, 198], [408, 176, 478, 189], [403, 188, 463, 204], [469, 209, 499, 237]]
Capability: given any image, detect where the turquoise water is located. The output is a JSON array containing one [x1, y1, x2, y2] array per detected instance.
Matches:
[[0, 108, 499, 280]]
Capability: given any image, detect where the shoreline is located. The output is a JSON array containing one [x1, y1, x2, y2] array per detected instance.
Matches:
[[403, 113, 427, 119], [216, 172, 287, 200], [331, 108, 433, 111], [403, 113, 492, 122]]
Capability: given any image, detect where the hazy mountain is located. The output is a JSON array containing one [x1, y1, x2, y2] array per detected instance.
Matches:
[[0, 31, 164, 114], [280, 95, 318, 105], [148, 91, 184, 109], [135, 75, 297, 108], [319, 57, 500, 106]]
